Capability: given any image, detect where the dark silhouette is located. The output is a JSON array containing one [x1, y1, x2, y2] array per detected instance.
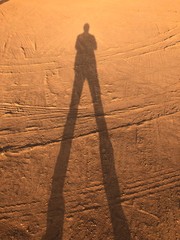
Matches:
[[43, 23, 131, 240], [0, 0, 9, 5]]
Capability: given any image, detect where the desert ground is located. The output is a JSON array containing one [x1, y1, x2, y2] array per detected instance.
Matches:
[[0, 0, 180, 239]]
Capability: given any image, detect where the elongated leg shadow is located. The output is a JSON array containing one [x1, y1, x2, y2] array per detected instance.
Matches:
[[42, 70, 85, 240], [87, 65, 131, 240]]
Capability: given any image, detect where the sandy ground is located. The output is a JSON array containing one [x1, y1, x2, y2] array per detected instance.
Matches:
[[0, 0, 180, 239]]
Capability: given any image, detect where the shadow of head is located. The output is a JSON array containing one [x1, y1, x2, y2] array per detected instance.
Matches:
[[0, 0, 9, 5], [83, 23, 90, 34]]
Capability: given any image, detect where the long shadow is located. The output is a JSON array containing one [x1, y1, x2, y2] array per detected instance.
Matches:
[[43, 24, 131, 240], [0, 0, 9, 5]]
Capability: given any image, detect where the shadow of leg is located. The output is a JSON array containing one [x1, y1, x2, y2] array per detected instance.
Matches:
[[87, 66, 131, 240], [42, 70, 84, 240]]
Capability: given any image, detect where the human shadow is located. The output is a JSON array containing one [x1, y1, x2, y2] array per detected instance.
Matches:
[[0, 0, 9, 5], [43, 24, 131, 240]]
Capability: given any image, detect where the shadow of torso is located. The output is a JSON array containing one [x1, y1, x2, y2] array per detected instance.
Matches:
[[75, 32, 97, 74]]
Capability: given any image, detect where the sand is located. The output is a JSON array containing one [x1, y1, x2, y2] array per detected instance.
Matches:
[[0, 0, 180, 239]]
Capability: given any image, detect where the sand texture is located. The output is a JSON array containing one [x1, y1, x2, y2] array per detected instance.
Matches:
[[0, 0, 180, 239]]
